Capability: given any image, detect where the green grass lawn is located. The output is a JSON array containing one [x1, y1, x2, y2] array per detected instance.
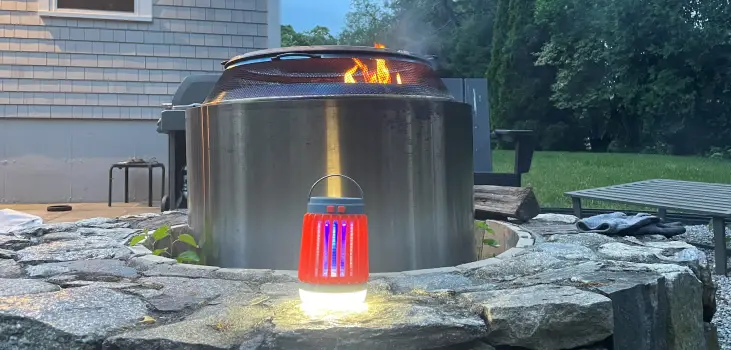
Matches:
[[491, 150, 731, 209]]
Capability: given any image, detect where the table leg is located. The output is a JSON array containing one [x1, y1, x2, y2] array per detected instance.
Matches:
[[713, 217, 727, 275], [124, 167, 129, 203], [148, 164, 153, 207], [161, 165, 166, 207], [572, 197, 582, 219], [657, 208, 667, 220], [108, 166, 114, 207]]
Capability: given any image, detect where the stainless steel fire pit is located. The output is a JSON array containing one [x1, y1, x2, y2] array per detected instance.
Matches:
[[186, 45, 475, 272]]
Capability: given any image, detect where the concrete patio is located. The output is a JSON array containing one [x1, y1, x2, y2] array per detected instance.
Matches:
[[2, 203, 161, 223]]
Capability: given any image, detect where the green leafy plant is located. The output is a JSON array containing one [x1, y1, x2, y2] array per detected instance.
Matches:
[[476, 221, 500, 248], [128, 225, 201, 264]]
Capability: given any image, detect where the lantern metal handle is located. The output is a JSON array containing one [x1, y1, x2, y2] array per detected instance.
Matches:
[[307, 174, 365, 200]]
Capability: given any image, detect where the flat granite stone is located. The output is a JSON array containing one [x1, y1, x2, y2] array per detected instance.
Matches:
[[136, 276, 252, 312], [0, 248, 17, 259], [7, 222, 78, 237], [266, 296, 487, 350], [140, 262, 220, 278], [532, 243, 598, 260], [76, 217, 131, 229], [384, 271, 475, 294], [462, 285, 613, 350], [0, 259, 25, 278], [121, 211, 187, 231], [0, 278, 60, 297], [468, 250, 584, 282], [77, 227, 139, 243], [0, 286, 147, 349], [0, 235, 33, 250], [597, 242, 665, 262], [25, 259, 138, 281], [16, 236, 131, 265], [40, 231, 83, 242], [545, 232, 617, 250]]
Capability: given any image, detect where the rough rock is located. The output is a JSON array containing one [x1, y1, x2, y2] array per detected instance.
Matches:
[[59, 281, 140, 289], [15, 236, 131, 265], [384, 271, 475, 294], [75, 217, 131, 229], [103, 290, 265, 349], [121, 211, 187, 231], [0, 286, 147, 349], [77, 227, 139, 243], [7, 222, 78, 237], [533, 213, 578, 224], [107, 290, 488, 350], [140, 262, 219, 278], [545, 232, 617, 250], [597, 242, 665, 262], [571, 269, 669, 350], [468, 250, 583, 282], [0, 278, 60, 297], [462, 285, 613, 350], [661, 267, 706, 350], [25, 259, 138, 281], [0, 259, 25, 278], [40, 231, 83, 242], [211, 268, 276, 284], [127, 254, 177, 270], [532, 242, 598, 260], [0, 235, 32, 250], [259, 282, 299, 297], [705, 322, 720, 350], [268, 296, 487, 349], [136, 276, 251, 312], [0, 248, 17, 259]]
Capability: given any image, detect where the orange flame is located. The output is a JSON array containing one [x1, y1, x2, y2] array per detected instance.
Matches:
[[344, 43, 402, 84]]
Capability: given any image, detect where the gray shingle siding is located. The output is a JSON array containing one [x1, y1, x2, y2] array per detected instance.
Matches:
[[0, 0, 271, 120]]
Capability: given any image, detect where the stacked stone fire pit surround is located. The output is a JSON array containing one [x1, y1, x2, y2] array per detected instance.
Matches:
[[0, 211, 716, 349]]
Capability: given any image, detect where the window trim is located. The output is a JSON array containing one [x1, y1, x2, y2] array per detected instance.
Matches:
[[38, 0, 152, 22]]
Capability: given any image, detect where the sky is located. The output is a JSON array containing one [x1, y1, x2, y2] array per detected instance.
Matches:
[[281, 0, 351, 35]]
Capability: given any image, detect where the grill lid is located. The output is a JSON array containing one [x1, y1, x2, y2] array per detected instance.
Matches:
[[205, 45, 452, 104]]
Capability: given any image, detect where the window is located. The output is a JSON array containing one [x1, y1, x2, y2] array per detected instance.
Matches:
[[57, 0, 135, 13], [38, 0, 152, 22]]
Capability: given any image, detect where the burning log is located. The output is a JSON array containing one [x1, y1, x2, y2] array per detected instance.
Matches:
[[474, 185, 540, 222]]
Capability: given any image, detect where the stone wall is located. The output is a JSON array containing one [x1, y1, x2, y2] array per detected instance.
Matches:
[[0, 212, 715, 349]]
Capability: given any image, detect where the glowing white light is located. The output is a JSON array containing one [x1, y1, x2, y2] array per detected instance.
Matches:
[[299, 287, 368, 315]]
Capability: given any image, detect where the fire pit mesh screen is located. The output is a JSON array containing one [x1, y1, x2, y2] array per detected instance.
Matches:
[[205, 56, 453, 103]]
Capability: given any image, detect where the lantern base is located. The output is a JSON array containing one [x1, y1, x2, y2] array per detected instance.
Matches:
[[298, 282, 368, 313]]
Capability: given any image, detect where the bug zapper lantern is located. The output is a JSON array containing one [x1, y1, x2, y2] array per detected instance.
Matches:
[[298, 174, 369, 312]]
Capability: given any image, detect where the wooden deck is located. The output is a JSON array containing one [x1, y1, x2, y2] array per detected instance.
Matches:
[[2, 202, 161, 223]]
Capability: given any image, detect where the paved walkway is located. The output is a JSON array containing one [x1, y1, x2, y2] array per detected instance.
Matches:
[[2, 203, 160, 223]]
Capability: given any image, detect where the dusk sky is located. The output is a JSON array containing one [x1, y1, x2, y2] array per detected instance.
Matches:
[[281, 0, 351, 35]]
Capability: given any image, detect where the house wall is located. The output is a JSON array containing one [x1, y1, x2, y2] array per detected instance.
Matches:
[[0, 118, 167, 204], [0, 0, 281, 204]]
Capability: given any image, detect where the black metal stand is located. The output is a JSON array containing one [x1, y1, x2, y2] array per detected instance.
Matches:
[[108, 161, 165, 207], [474, 130, 536, 187]]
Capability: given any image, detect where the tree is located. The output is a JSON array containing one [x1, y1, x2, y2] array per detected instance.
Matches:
[[488, 0, 577, 150], [281, 24, 338, 47], [338, 0, 394, 46], [535, 0, 731, 154]]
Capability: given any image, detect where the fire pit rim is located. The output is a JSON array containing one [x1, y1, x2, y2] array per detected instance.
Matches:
[[223, 45, 433, 69], [195, 94, 457, 107]]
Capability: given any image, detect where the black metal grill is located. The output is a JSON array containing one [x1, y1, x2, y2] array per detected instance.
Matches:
[[204, 46, 453, 103]]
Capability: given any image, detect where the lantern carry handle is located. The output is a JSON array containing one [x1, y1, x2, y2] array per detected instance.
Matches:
[[308, 174, 365, 200]]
